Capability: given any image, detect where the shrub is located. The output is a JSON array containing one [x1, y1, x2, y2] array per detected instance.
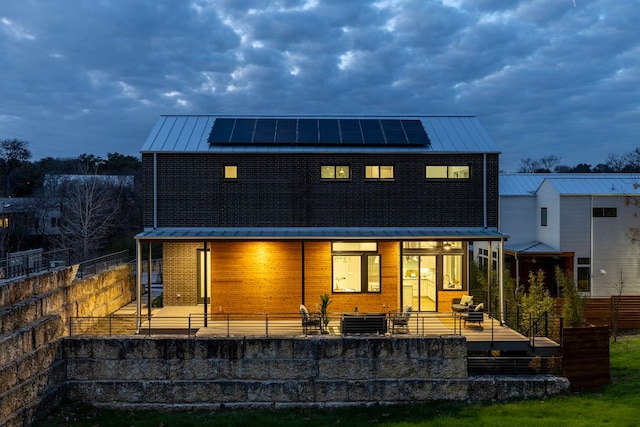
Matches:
[[557, 266, 586, 328]]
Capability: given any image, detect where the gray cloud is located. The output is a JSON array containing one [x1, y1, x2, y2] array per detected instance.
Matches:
[[0, 0, 637, 171]]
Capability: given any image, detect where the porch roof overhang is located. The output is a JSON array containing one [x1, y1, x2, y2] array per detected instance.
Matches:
[[135, 227, 507, 241], [504, 241, 569, 256]]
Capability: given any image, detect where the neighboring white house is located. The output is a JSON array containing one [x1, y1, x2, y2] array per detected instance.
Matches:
[[476, 173, 640, 297]]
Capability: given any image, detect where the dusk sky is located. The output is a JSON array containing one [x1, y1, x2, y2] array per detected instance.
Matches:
[[1, 0, 638, 172]]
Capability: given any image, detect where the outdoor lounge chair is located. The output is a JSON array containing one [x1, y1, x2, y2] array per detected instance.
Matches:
[[461, 303, 484, 327], [300, 304, 322, 334], [390, 306, 412, 334]]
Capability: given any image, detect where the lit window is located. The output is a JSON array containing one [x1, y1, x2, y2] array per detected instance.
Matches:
[[426, 165, 470, 179], [0, 217, 8, 228], [365, 165, 394, 179], [332, 242, 380, 293], [224, 165, 237, 179], [321, 165, 350, 180]]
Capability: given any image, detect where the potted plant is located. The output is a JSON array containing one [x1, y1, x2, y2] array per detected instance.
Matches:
[[319, 293, 332, 333]]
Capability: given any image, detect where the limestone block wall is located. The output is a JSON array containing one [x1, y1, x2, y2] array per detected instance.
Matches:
[[63, 336, 569, 410], [0, 264, 135, 427]]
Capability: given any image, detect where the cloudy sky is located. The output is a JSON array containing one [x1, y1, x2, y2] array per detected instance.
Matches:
[[0, 0, 638, 172]]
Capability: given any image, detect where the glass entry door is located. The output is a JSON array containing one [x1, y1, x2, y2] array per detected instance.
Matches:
[[402, 255, 436, 311]]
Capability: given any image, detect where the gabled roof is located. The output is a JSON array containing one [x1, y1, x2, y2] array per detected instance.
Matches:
[[140, 115, 500, 154], [504, 240, 559, 254], [500, 173, 640, 197]]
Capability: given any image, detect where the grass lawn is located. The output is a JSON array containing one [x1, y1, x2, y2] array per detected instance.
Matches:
[[36, 335, 640, 427]]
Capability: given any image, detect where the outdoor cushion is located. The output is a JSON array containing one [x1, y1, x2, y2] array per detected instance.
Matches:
[[459, 295, 473, 306], [474, 303, 484, 311]]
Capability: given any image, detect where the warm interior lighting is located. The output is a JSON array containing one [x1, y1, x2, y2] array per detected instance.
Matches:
[[443, 242, 451, 251]]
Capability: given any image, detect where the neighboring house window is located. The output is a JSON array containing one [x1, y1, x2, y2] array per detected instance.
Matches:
[[224, 165, 238, 179], [332, 242, 380, 293], [577, 267, 590, 292], [593, 207, 617, 217], [51, 217, 60, 228], [0, 216, 8, 228], [541, 207, 548, 226], [425, 165, 470, 179], [577, 258, 590, 292], [365, 165, 394, 180], [321, 165, 350, 180]]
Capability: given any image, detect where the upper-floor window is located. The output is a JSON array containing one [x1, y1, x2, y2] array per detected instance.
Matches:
[[541, 207, 548, 226], [224, 165, 238, 179], [0, 216, 8, 228], [365, 165, 394, 180], [321, 165, 350, 180], [593, 207, 617, 217], [425, 165, 470, 179]]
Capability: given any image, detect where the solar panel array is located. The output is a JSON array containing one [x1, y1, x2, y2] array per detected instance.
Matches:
[[208, 118, 430, 146]]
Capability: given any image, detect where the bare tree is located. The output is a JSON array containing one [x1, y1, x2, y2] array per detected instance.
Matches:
[[51, 168, 127, 261], [517, 158, 541, 173], [625, 182, 640, 244], [609, 270, 626, 343], [540, 155, 561, 172]]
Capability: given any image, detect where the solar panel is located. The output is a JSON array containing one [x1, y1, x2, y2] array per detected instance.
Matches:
[[254, 119, 277, 143], [340, 120, 363, 144], [229, 119, 255, 142], [297, 119, 318, 143], [318, 119, 340, 144], [208, 118, 235, 143], [360, 120, 386, 144], [275, 119, 298, 143], [208, 117, 429, 146], [402, 120, 429, 145], [380, 120, 406, 144]]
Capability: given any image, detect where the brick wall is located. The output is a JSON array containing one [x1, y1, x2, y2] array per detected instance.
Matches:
[[143, 152, 499, 229]]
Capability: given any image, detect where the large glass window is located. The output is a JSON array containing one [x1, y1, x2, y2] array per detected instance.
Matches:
[[321, 165, 350, 180], [426, 165, 470, 179], [332, 242, 380, 293], [443, 254, 463, 290]]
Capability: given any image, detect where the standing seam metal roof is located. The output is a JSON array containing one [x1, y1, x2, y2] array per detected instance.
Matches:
[[140, 115, 500, 154]]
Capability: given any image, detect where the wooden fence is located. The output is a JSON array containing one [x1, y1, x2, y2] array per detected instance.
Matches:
[[583, 296, 640, 330]]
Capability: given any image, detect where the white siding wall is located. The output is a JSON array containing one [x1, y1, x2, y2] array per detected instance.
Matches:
[[591, 196, 640, 296], [536, 181, 561, 250], [499, 196, 537, 242]]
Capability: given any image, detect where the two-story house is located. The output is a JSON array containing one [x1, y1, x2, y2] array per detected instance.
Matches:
[[479, 173, 640, 298], [135, 115, 506, 317]]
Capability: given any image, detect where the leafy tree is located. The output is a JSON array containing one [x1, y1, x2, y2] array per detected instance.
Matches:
[[520, 269, 555, 322], [0, 138, 32, 196], [557, 266, 585, 328]]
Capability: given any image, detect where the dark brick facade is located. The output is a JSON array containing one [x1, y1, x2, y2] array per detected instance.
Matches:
[[143, 152, 498, 229]]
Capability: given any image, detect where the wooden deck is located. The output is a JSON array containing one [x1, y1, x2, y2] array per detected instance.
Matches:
[[112, 304, 560, 356]]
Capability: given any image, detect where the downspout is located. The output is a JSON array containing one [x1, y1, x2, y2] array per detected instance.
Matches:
[[203, 241, 208, 327], [136, 239, 142, 333], [483, 154, 488, 228], [147, 242, 152, 320], [301, 241, 305, 304], [498, 238, 505, 324], [590, 196, 594, 292], [153, 153, 158, 229]]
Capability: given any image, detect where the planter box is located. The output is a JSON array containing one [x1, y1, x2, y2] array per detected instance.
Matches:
[[562, 325, 610, 391]]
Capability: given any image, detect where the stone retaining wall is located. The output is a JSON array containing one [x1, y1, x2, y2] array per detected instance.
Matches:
[[0, 264, 135, 427], [62, 335, 570, 410]]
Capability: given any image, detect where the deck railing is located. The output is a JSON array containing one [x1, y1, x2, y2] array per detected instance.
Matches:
[[68, 311, 480, 338]]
